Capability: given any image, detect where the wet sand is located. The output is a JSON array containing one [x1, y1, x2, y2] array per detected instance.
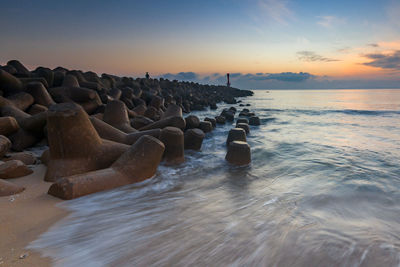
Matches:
[[0, 164, 67, 267]]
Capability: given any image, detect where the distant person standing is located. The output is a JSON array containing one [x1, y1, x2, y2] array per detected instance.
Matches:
[[145, 72, 150, 79]]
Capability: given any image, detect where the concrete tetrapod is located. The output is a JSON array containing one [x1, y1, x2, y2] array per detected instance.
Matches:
[[90, 117, 161, 145], [162, 103, 182, 119], [225, 141, 251, 166], [48, 135, 165, 200], [28, 104, 48, 115], [236, 118, 249, 125], [103, 100, 137, 133], [204, 117, 216, 128], [0, 104, 47, 135], [198, 121, 213, 133], [45, 103, 129, 182], [6, 92, 34, 111], [26, 82, 55, 107], [184, 128, 205, 151], [185, 115, 200, 129], [160, 127, 185, 164], [249, 116, 261, 126], [226, 128, 247, 146], [3, 152, 36, 165], [215, 115, 226, 124], [131, 116, 154, 129], [0, 69, 24, 96], [0, 160, 33, 179], [139, 116, 186, 131], [0, 135, 11, 158], [0, 117, 19, 136], [236, 123, 250, 134], [0, 179, 25, 196]]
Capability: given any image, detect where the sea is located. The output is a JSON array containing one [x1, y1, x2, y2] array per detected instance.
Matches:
[[30, 89, 400, 267]]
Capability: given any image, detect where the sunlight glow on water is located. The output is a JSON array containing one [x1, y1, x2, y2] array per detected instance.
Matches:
[[30, 89, 400, 266]]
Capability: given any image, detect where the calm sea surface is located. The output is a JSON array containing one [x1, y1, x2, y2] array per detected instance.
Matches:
[[31, 89, 400, 266]]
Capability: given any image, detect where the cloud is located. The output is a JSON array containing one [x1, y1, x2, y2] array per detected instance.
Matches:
[[159, 72, 315, 86], [161, 72, 198, 81], [158, 71, 400, 89], [259, 72, 314, 82], [337, 47, 352, 53], [297, 51, 339, 62], [258, 0, 294, 25], [317, 15, 346, 28], [363, 50, 400, 70], [367, 43, 379, 48]]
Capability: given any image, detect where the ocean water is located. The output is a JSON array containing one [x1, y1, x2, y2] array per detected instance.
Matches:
[[30, 89, 400, 267]]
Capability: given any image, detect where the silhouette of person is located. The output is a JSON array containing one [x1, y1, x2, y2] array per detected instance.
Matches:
[[145, 72, 150, 79]]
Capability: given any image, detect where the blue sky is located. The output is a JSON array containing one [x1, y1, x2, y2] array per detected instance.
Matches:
[[1, 0, 400, 89]]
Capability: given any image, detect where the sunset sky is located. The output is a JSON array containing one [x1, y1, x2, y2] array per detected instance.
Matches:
[[1, 0, 400, 89]]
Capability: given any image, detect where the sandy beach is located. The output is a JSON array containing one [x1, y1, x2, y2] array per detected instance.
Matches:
[[0, 164, 67, 267]]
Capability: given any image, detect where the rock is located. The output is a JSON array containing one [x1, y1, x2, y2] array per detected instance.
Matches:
[[249, 116, 261, 126], [45, 103, 129, 182], [0, 160, 33, 179], [0, 135, 11, 158], [3, 152, 37, 165], [103, 100, 137, 133], [226, 128, 246, 146], [159, 127, 184, 164], [48, 135, 165, 200], [0, 179, 25, 196], [215, 115, 226, 124], [236, 123, 250, 134], [185, 115, 200, 129], [225, 141, 251, 166], [204, 117, 216, 128], [198, 121, 213, 133], [184, 128, 205, 151], [0, 117, 19, 136]]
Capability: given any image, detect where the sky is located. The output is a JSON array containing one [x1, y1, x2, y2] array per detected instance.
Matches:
[[1, 0, 400, 89]]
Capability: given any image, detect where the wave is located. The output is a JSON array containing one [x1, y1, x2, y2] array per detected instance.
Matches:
[[261, 108, 400, 116]]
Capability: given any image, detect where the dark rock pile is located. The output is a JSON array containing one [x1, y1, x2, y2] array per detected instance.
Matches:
[[0, 59, 255, 199]]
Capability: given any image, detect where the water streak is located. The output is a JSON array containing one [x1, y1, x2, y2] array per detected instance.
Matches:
[[30, 89, 400, 266]]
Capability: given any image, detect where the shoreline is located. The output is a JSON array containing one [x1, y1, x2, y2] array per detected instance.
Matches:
[[0, 164, 68, 267]]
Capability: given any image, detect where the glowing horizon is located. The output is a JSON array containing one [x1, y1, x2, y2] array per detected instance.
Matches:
[[1, 0, 400, 89]]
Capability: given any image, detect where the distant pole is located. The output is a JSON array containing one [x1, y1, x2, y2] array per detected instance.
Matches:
[[226, 73, 230, 87]]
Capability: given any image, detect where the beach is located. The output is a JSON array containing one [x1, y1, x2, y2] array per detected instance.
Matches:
[[0, 164, 67, 267]]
